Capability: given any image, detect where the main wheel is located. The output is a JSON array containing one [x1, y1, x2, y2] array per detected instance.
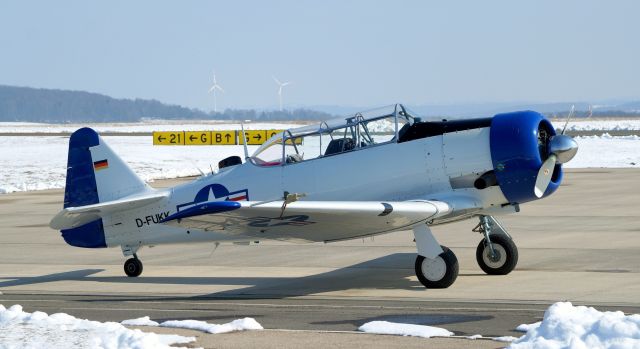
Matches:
[[476, 234, 518, 275], [124, 258, 143, 277], [415, 246, 459, 289]]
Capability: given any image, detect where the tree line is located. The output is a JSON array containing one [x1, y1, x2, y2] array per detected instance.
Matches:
[[0, 85, 335, 122]]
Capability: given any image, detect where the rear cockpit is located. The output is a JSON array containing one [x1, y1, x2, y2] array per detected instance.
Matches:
[[250, 104, 418, 166]]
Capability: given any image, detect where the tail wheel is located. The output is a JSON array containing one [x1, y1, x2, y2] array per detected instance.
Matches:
[[124, 258, 143, 277], [415, 246, 459, 289], [476, 234, 518, 275]]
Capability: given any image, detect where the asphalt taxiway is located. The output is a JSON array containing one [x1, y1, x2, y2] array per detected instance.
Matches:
[[1, 169, 639, 348]]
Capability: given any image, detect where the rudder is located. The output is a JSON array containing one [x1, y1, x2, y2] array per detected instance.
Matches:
[[64, 127, 150, 208]]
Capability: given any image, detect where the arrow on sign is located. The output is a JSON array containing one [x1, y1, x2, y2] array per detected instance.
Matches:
[[225, 134, 231, 142], [253, 134, 262, 141], [157, 135, 166, 142], [189, 135, 197, 142]]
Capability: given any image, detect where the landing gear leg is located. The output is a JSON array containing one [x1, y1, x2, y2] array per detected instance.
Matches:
[[412, 224, 459, 289], [473, 216, 518, 275]]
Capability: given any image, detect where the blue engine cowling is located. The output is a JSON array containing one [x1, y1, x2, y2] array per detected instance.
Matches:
[[489, 110, 563, 204]]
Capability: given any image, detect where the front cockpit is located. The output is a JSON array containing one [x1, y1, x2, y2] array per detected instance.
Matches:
[[249, 104, 419, 166]]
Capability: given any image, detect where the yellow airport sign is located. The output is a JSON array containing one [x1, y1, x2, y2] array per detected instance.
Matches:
[[153, 131, 185, 145], [265, 129, 284, 139], [288, 137, 303, 145], [239, 130, 267, 145], [211, 131, 237, 145], [263, 130, 302, 145], [185, 131, 211, 145], [153, 129, 299, 146]]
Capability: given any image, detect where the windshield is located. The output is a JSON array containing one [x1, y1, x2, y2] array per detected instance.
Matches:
[[250, 104, 414, 166]]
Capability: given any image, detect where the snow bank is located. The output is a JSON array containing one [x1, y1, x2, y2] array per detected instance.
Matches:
[[563, 134, 640, 168], [0, 121, 301, 134], [552, 119, 640, 132], [1, 127, 638, 194], [159, 317, 263, 334], [0, 304, 196, 349], [121, 316, 160, 327], [358, 321, 453, 338], [509, 302, 640, 349], [516, 321, 541, 332], [495, 336, 519, 342]]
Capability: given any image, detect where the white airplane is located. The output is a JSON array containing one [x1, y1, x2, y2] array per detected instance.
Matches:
[[50, 104, 578, 288]]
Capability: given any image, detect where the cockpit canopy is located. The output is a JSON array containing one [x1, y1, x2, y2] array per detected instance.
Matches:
[[250, 104, 419, 166]]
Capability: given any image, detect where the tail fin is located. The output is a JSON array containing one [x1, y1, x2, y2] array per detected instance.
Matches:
[[64, 128, 150, 208]]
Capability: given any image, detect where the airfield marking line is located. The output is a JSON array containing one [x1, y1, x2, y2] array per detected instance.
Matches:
[[6, 293, 640, 308], [0, 299, 547, 314], [259, 329, 501, 340]]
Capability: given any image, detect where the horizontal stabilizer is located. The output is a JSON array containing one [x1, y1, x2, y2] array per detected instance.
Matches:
[[50, 192, 167, 230]]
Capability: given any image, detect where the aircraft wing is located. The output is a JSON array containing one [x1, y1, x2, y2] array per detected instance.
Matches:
[[161, 199, 454, 242], [50, 192, 167, 230]]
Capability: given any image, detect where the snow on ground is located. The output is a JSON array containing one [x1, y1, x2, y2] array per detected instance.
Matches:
[[159, 318, 263, 334], [120, 316, 263, 334], [515, 321, 541, 332], [0, 135, 263, 193], [120, 316, 160, 327], [509, 302, 640, 349], [0, 121, 302, 134], [0, 122, 639, 194], [564, 134, 640, 168], [551, 119, 640, 132], [494, 336, 519, 342], [4, 118, 640, 134], [0, 304, 196, 349], [358, 321, 454, 338]]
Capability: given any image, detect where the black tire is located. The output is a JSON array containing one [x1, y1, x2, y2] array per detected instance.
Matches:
[[476, 234, 518, 275], [124, 258, 143, 277], [415, 246, 459, 289]]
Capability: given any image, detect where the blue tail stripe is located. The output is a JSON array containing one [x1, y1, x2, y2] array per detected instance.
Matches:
[[61, 219, 107, 248], [64, 128, 100, 208]]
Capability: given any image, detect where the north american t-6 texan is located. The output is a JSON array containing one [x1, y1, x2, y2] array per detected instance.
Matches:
[[50, 104, 579, 288]]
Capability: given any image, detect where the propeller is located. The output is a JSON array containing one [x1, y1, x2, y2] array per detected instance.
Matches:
[[533, 106, 580, 198], [560, 104, 575, 135], [534, 154, 557, 198]]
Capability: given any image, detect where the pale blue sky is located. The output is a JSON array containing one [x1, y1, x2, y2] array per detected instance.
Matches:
[[1, 1, 638, 111]]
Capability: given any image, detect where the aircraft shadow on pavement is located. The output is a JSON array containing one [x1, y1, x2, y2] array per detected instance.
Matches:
[[0, 269, 104, 288], [104, 253, 424, 298], [0, 254, 429, 298], [0, 253, 490, 299]]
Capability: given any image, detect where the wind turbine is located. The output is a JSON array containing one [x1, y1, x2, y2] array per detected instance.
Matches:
[[208, 71, 224, 113], [273, 76, 291, 111]]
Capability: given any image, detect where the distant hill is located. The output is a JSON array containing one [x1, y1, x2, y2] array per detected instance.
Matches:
[[0, 85, 212, 122], [311, 102, 640, 119], [2, 85, 638, 122], [0, 85, 334, 122]]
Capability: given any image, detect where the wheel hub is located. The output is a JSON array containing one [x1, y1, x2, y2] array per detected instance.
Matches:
[[421, 256, 447, 281], [483, 244, 507, 268]]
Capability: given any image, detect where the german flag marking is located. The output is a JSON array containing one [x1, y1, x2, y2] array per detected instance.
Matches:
[[93, 159, 109, 171]]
